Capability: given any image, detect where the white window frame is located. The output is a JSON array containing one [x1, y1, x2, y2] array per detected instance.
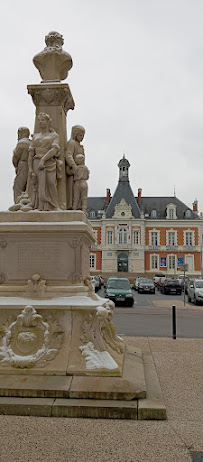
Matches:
[[133, 230, 140, 245], [185, 254, 194, 272], [166, 229, 177, 246], [184, 230, 195, 246], [90, 253, 96, 268], [150, 254, 159, 270], [168, 254, 176, 270], [107, 230, 113, 245], [151, 209, 157, 219], [90, 210, 95, 218], [166, 203, 177, 220], [118, 227, 127, 245], [149, 229, 160, 246]]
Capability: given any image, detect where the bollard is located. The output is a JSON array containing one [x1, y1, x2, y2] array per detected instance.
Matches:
[[172, 305, 176, 339]]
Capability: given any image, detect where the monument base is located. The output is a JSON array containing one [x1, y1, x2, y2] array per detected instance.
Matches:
[[0, 211, 166, 419], [0, 350, 166, 420]]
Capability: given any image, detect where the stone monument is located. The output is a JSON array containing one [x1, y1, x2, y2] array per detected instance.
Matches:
[[0, 32, 166, 419]]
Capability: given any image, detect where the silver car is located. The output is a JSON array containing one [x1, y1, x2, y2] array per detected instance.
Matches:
[[187, 279, 203, 304]]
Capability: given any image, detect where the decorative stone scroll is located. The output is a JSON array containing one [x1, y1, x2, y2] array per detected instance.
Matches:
[[0, 306, 64, 368], [80, 301, 124, 370]]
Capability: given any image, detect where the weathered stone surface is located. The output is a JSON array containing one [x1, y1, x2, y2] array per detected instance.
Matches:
[[52, 398, 138, 419], [0, 397, 54, 416], [69, 345, 146, 400], [138, 353, 167, 420], [0, 375, 72, 398]]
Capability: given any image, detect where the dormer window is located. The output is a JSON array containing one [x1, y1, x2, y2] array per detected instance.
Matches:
[[90, 210, 95, 218], [185, 209, 192, 219], [166, 203, 177, 220], [169, 209, 174, 219], [151, 209, 157, 219]]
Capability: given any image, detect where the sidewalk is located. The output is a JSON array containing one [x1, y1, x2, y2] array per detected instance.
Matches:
[[0, 336, 202, 462]]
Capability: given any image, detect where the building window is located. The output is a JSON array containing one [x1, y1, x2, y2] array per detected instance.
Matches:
[[166, 203, 177, 220], [151, 209, 157, 219], [168, 255, 175, 269], [169, 209, 174, 220], [185, 232, 193, 246], [168, 231, 176, 246], [119, 228, 127, 245], [185, 209, 192, 219], [133, 230, 140, 245], [107, 230, 113, 245], [151, 231, 158, 246], [90, 254, 96, 268], [90, 210, 95, 218], [151, 255, 158, 269]]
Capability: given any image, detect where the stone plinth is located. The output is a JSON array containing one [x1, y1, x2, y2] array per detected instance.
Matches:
[[0, 211, 92, 287], [27, 83, 74, 210]]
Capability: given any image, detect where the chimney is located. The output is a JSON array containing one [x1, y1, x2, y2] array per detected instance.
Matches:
[[193, 199, 198, 213], [106, 188, 111, 205], [138, 188, 142, 206]]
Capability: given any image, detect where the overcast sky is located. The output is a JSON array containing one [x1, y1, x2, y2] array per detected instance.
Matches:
[[1, 0, 203, 213]]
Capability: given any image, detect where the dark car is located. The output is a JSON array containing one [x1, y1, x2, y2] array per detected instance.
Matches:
[[138, 279, 155, 294], [160, 279, 182, 295], [105, 277, 134, 307]]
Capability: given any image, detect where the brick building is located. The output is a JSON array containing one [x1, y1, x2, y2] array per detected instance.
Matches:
[[87, 156, 201, 278]]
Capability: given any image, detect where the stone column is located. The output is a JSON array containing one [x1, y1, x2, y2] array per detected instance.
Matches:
[[27, 31, 75, 210]]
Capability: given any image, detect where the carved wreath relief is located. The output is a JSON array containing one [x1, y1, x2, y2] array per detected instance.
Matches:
[[0, 306, 64, 368]]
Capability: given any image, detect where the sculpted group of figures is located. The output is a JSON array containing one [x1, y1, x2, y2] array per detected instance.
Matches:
[[11, 113, 89, 213]]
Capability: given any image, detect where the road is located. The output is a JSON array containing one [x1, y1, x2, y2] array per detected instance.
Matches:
[[97, 287, 203, 338]]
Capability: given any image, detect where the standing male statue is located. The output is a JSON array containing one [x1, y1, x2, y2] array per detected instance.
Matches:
[[12, 127, 30, 203]]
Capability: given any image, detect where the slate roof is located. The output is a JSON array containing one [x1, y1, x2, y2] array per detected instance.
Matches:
[[87, 197, 106, 219], [105, 181, 141, 218], [87, 195, 199, 220], [138, 196, 199, 220]]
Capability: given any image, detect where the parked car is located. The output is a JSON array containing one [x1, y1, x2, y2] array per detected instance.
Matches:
[[153, 273, 166, 286], [91, 276, 100, 292], [187, 279, 203, 304], [105, 277, 134, 306], [134, 277, 147, 290], [160, 279, 182, 295], [177, 275, 189, 292], [157, 277, 167, 291], [138, 279, 155, 294]]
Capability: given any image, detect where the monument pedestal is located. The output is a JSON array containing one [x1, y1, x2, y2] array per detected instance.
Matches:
[[0, 211, 166, 418]]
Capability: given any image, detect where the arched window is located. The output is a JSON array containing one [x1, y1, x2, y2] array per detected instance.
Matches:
[[151, 209, 157, 219], [185, 209, 192, 219], [119, 228, 127, 244]]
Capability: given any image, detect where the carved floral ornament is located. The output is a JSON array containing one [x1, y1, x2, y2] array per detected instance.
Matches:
[[27, 86, 75, 114], [0, 306, 64, 368], [79, 300, 124, 370]]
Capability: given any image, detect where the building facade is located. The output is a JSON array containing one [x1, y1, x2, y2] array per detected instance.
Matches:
[[88, 156, 201, 277]]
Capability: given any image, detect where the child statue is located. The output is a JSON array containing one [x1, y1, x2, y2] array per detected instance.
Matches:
[[73, 154, 89, 214]]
